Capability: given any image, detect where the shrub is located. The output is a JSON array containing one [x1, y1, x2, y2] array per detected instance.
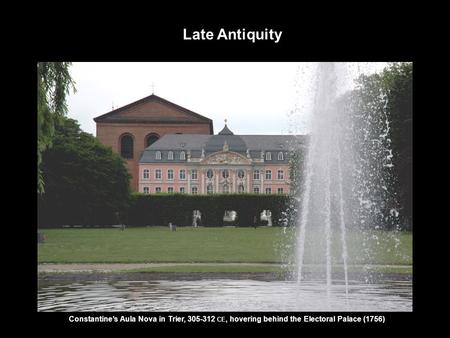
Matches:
[[126, 193, 295, 227]]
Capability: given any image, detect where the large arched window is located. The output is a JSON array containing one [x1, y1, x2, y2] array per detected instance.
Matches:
[[145, 133, 160, 148], [120, 134, 134, 159]]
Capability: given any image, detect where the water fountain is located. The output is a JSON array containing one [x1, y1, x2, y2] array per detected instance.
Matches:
[[294, 62, 402, 300], [296, 63, 348, 295]]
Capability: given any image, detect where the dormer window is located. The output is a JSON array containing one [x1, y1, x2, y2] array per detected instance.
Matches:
[[168, 151, 174, 160], [180, 151, 186, 160], [278, 152, 284, 161], [265, 152, 272, 161], [155, 151, 162, 160]]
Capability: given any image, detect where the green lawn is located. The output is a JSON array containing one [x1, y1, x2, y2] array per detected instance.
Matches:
[[38, 226, 412, 266], [299, 226, 412, 265]]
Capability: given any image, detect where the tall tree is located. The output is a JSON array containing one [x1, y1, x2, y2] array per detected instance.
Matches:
[[38, 117, 131, 226], [37, 62, 76, 193], [353, 62, 412, 229], [381, 63, 412, 229]]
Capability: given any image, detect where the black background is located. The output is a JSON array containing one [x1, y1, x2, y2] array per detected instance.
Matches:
[[8, 14, 429, 331]]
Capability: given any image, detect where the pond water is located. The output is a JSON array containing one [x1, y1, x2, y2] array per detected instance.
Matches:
[[38, 278, 412, 312]]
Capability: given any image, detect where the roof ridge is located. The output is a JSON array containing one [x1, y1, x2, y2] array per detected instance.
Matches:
[[93, 94, 212, 124]]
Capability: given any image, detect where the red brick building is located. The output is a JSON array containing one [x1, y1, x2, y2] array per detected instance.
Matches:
[[94, 94, 213, 190]]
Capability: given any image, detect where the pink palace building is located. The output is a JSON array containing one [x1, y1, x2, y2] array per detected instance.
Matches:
[[139, 122, 304, 195]]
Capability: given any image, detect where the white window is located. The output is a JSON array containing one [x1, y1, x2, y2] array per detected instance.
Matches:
[[265, 170, 272, 180], [191, 186, 198, 194], [253, 187, 260, 194], [278, 152, 284, 161], [277, 170, 284, 180], [168, 169, 174, 180], [191, 169, 198, 180], [143, 187, 149, 194], [265, 152, 272, 161], [238, 184, 245, 193], [143, 169, 149, 179], [207, 184, 213, 194], [253, 170, 260, 180], [168, 151, 174, 160], [277, 188, 284, 194], [223, 185, 229, 193], [207, 169, 213, 179], [168, 187, 174, 193], [180, 187, 185, 193], [179, 170, 186, 180], [265, 187, 272, 194], [180, 151, 186, 160], [156, 151, 162, 160], [238, 169, 245, 178], [155, 187, 161, 193], [155, 169, 162, 180]]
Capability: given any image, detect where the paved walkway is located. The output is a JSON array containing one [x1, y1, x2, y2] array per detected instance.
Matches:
[[38, 263, 411, 273]]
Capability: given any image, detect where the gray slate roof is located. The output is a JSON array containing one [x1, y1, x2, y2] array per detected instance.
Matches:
[[139, 133, 308, 163]]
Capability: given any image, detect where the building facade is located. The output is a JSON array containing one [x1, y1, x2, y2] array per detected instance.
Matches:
[[94, 94, 304, 194], [94, 94, 213, 190], [138, 123, 304, 195]]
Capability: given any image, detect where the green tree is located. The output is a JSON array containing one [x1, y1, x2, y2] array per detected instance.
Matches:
[[353, 62, 412, 229], [37, 62, 76, 193], [38, 117, 131, 226], [380, 63, 412, 229]]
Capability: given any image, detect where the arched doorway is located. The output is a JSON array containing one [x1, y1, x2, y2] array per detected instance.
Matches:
[[260, 210, 272, 226]]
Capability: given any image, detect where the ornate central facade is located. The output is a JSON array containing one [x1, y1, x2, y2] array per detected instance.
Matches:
[[138, 123, 304, 195]]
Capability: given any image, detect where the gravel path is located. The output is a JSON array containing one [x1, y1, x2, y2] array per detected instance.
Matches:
[[37, 262, 411, 273]]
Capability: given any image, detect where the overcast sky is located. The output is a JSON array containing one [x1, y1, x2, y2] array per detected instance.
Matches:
[[66, 62, 388, 136]]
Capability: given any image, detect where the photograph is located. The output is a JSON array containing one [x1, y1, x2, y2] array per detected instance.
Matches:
[[37, 60, 412, 321]]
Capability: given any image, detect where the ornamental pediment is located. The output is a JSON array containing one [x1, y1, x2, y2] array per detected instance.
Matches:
[[202, 151, 252, 165]]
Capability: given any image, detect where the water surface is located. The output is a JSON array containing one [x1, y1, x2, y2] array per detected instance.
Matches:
[[38, 278, 412, 312]]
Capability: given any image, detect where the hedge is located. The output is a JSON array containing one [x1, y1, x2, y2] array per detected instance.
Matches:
[[126, 193, 297, 227], [38, 193, 299, 228], [125, 194, 298, 227]]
